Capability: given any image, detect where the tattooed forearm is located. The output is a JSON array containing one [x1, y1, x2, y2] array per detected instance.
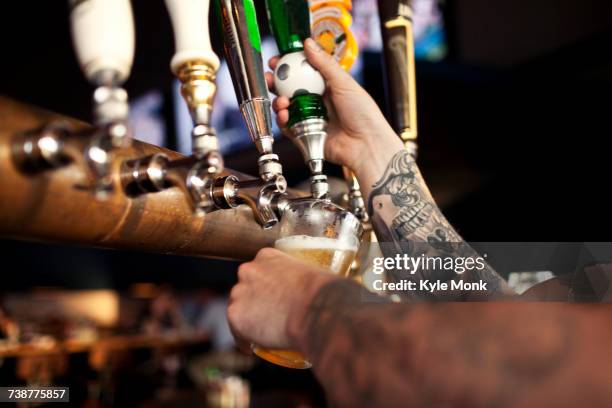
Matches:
[[367, 150, 512, 300], [297, 280, 612, 408]]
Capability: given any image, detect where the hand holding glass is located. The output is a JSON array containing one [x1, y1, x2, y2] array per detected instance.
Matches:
[[252, 198, 363, 369]]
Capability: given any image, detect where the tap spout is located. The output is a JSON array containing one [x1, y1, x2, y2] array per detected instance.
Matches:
[[210, 175, 287, 229]]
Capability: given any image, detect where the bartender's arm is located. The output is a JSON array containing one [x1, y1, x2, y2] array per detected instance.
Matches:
[[228, 39, 612, 406], [230, 253, 612, 407], [269, 39, 511, 300]]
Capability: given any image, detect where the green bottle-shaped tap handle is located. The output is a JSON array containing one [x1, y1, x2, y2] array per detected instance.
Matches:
[[265, 0, 328, 127]]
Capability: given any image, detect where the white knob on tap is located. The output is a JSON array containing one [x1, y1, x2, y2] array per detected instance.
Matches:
[[70, 0, 135, 85], [274, 51, 325, 98], [164, 0, 220, 74]]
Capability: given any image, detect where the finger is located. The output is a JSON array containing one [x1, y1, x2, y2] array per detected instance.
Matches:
[[230, 325, 253, 355], [229, 283, 245, 302], [272, 96, 290, 113], [234, 340, 253, 355], [275, 109, 289, 130], [227, 306, 253, 355], [322, 94, 341, 138], [323, 94, 337, 121], [255, 247, 279, 261], [303, 38, 354, 88], [268, 56, 280, 71], [237, 263, 252, 283], [265, 72, 277, 94]]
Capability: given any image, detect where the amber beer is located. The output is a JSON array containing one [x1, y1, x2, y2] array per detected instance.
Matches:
[[253, 235, 358, 369], [276, 235, 358, 276]]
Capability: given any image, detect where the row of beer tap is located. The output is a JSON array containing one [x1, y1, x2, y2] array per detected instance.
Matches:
[[13, 0, 418, 231]]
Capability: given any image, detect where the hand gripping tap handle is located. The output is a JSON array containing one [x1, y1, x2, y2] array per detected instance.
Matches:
[[305, 0, 368, 221], [70, 0, 135, 198], [378, 0, 418, 158], [216, 0, 282, 180], [165, 0, 223, 172], [266, 0, 330, 199]]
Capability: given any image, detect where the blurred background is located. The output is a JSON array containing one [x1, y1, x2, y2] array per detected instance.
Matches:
[[1, 0, 612, 405]]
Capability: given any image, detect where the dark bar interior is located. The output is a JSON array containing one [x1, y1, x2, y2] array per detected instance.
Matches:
[[1, 0, 612, 406]]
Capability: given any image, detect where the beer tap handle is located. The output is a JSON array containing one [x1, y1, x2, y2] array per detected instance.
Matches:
[[266, 0, 330, 199], [165, 0, 220, 75], [70, 0, 134, 129], [70, 0, 135, 87], [165, 0, 222, 168], [216, 0, 276, 159], [378, 0, 418, 158], [70, 0, 135, 197]]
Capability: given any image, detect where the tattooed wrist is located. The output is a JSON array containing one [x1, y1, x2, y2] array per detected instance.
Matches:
[[368, 150, 512, 299], [367, 150, 418, 216]]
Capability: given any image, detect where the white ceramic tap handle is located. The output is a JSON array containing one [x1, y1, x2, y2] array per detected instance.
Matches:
[[164, 0, 220, 74], [70, 0, 135, 84]]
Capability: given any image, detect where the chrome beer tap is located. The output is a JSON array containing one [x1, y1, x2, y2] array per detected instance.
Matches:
[[265, 0, 332, 200], [70, 0, 135, 197], [122, 0, 286, 227], [164, 0, 223, 212], [122, 152, 286, 227], [13, 0, 136, 195], [212, 0, 287, 227], [342, 167, 369, 224]]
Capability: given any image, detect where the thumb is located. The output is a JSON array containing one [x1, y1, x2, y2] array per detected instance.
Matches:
[[303, 38, 355, 89]]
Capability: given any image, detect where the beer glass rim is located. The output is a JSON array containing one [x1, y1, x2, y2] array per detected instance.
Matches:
[[283, 198, 364, 241]]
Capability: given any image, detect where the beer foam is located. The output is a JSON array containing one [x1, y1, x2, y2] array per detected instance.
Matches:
[[275, 235, 359, 252]]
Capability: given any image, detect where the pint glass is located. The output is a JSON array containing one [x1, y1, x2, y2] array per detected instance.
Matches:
[[253, 198, 363, 369]]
